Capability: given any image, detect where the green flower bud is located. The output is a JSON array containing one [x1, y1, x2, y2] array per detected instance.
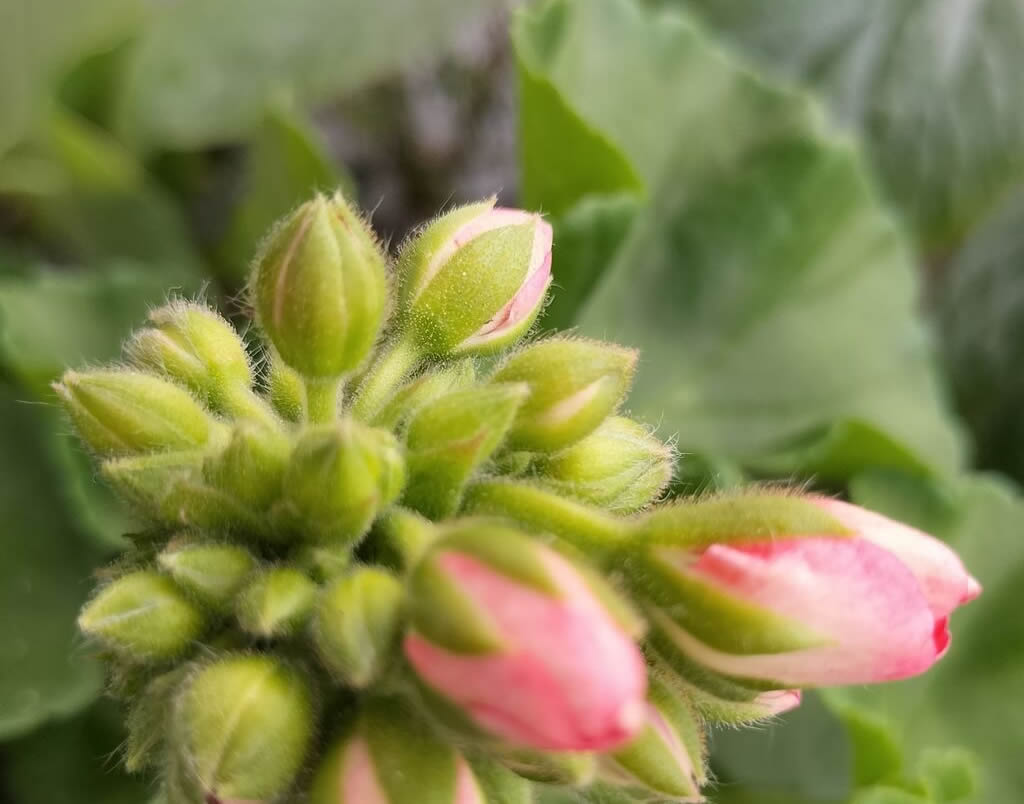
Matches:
[[282, 420, 405, 544], [397, 199, 553, 357], [297, 542, 354, 582], [268, 350, 305, 422], [601, 675, 707, 801], [79, 571, 204, 661], [236, 568, 318, 638], [203, 421, 291, 509], [309, 697, 484, 804], [371, 358, 477, 431], [491, 337, 637, 452], [54, 369, 217, 455], [497, 748, 596, 786], [176, 655, 313, 801], [123, 666, 188, 772], [126, 301, 251, 408], [466, 756, 534, 804], [537, 417, 673, 512], [157, 541, 256, 609], [402, 384, 528, 519], [251, 192, 389, 379], [313, 566, 404, 687], [373, 507, 440, 572]]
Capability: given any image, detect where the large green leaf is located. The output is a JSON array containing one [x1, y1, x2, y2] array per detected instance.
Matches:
[[516, 0, 965, 477], [0, 385, 106, 739], [827, 472, 1024, 803], [116, 0, 497, 149], [0, 0, 141, 155], [664, 0, 1024, 250]]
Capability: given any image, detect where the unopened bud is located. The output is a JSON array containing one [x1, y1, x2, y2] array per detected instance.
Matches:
[[282, 420, 404, 544], [297, 542, 354, 582], [398, 199, 552, 357], [252, 192, 389, 379], [402, 384, 528, 519], [203, 421, 291, 509], [54, 369, 216, 455], [491, 337, 636, 452], [236, 568, 317, 638], [177, 655, 313, 801], [537, 416, 673, 512], [79, 571, 204, 661], [371, 358, 477, 431], [157, 541, 256, 609], [404, 521, 647, 751], [313, 567, 404, 687], [309, 697, 485, 804], [126, 301, 251, 408], [601, 675, 707, 801]]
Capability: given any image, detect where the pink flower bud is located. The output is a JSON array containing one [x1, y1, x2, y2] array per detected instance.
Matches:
[[810, 497, 981, 618], [404, 523, 647, 752], [632, 496, 980, 687], [399, 200, 553, 356]]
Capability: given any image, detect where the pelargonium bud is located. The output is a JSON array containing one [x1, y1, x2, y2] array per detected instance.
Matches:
[[495, 748, 596, 786], [402, 383, 528, 519], [176, 655, 313, 802], [236, 568, 318, 638], [157, 541, 256, 609], [491, 337, 637, 452], [282, 420, 405, 544], [79, 571, 204, 661], [313, 567, 405, 687], [251, 192, 389, 379], [54, 369, 217, 455], [372, 358, 477, 431], [309, 697, 486, 804], [126, 301, 252, 409], [403, 521, 647, 751], [203, 421, 291, 510], [601, 676, 707, 801], [628, 493, 981, 686], [398, 199, 553, 357], [536, 416, 673, 512]]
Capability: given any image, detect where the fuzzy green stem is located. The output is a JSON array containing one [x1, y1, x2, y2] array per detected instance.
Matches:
[[304, 377, 342, 424], [351, 337, 421, 422], [462, 479, 632, 562]]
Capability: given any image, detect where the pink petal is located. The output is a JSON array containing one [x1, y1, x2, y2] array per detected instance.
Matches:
[[454, 756, 485, 804], [339, 738, 388, 804], [404, 548, 646, 751]]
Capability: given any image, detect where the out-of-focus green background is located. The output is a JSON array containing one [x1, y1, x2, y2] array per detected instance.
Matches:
[[1, 1, 1022, 802]]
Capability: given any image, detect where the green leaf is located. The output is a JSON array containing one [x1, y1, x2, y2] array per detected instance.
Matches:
[[516, 0, 965, 477], [667, 0, 1024, 249], [939, 186, 1024, 484], [826, 472, 1024, 803], [0, 0, 142, 154], [0, 385, 106, 739], [117, 0, 498, 149], [4, 701, 150, 803], [215, 102, 348, 284]]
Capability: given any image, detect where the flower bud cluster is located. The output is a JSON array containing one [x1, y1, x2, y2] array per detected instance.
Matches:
[[56, 192, 979, 804]]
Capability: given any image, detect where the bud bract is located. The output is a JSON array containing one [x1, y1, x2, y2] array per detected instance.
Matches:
[[203, 421, 291, 509], [313, 567, 405, 687], [537, 416, 673, 512], [157, 541, 256, 609], [236, 568, 318, 638], [627, 493, 980, 686], [404, 521, 647, 751], [126, 301, 252, 408], [602, 676, 707, 801], [79, 571, 204, 661], [403, 384, 528, 519], [491, 338, 636, 452], [282, 420, 405, 544], [398, 199, 553, 357], [252, 192, 389, 378], [177, 655, 313, 801], [54, 369, 216, 455], [310, 697, 485, 804]]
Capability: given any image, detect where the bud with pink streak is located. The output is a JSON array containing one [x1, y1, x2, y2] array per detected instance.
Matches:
[[403, 520, 648, 752], [628, 493, 980, 687], [308, 698, 514, 804], [398, 199, 553, 357]]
